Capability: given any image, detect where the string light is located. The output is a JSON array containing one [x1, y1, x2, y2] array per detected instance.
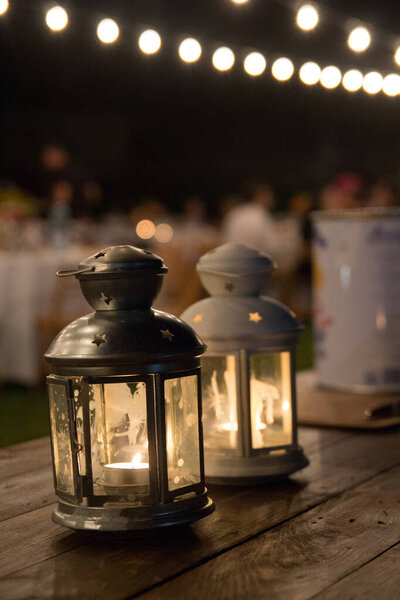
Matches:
[[320, 66, 341, 89], [394, 46, 400, 66], [363, 71, 383, 94], [179, 38, 201, 62], [212, 47, 235, 71], [45, 6, 68, 32], [299, 61, 320, 85], [271, 57, 294, 81], [0, 0, 8, 15], [97, 18, 119, 44], [342, 69, 363, 92], [382, 73, 400, 96], [139, 29, 161, 54], [296, 4, 319, 31], [136, 219, 155, 240], [243, 52, 266, 76], [3, 3, 400, 101], [155, 223, 174, 243], [348, 26, 371, 52]]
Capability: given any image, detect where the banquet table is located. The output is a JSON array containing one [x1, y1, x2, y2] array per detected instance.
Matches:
[[0, 248, 93, 385], [1, 425, 399, 600]]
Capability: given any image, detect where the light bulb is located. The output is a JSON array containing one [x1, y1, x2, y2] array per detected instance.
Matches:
[[271, 57, 294, 81], [382, 73, 400, 96], [348, 26, 371, 53], [320, 65, 341, 89], [138, 29, 162, 54], [45, 6, 68, 32], [179, 38, 202, 63], [0, 0, 8, 16], [97, 18, 119, 44], [212, 47, 235, 71], [394, 46, 400, 66], [299, 61, 320, 85], [136, 219, 155, 240], [296, 4, 319, 31], [342, 69, 363, 92], [244, 52, 266, 76], [155, 223, 174, 243], [362, 71, 383, 94]]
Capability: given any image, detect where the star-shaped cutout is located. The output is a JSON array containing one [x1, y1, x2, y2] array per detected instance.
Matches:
[[225, 282, 234, 292], [249, 312, 262, 323], [161, 329, 174, 342], [92, 334, 107, 347], [100, 292, 114, 305], [193, 314, 203, 323]]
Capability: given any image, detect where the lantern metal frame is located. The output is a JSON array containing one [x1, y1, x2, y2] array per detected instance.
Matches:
[[45, 245, 213, 533], [181, 243, 309, 485], [48, 369, 207, 519]]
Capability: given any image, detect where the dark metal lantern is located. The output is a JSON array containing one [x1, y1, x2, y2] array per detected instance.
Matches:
[[45, 245, 214, 532], [181, 243, 309, 484]]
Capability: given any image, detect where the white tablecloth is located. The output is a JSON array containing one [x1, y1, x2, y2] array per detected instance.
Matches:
[[0, 247, 93, 385]]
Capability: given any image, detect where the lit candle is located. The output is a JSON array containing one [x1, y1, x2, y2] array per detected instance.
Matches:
[[219, 413, 238, 448], [104, 452, 149, 486]]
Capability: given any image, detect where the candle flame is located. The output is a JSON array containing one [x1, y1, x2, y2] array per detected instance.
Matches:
[[130, 452, 142, 467]]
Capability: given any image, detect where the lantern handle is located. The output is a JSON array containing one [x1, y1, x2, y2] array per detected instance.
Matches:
[[56, 267, 96, 277]]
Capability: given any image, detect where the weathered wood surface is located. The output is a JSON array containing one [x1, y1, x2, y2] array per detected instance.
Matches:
[[297, 370, 400, 429], [0, 427, 399, 600]]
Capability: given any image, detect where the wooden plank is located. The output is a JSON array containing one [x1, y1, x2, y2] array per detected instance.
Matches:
[[0, 429, 399, 599], [0, 467, 55, 522], [0, 505, 79, 579], [138, 464, 400, 600], [0, 437, 52, 479], [0, 428, 349, 524], [297, 426, 351, 453], [312, 543, 400, 600], [297, 370, 400, 429]]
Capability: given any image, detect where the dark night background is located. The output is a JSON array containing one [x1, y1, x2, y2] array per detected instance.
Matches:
[[2, 0, 400, 209]]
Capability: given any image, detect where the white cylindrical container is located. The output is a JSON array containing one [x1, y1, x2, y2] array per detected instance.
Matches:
[[312, 208, 400, 393]]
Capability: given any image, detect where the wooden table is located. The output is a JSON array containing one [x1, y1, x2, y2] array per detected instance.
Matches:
[[1, 426, 400, 600]]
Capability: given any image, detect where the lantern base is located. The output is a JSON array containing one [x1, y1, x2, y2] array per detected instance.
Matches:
[[205, 447, 308, 485], [53, 491, 214, 533]]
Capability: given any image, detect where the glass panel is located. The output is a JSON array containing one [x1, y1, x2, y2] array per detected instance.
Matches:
[[164, 375, 201, 491], [48, 383, 74, 494], [201, 355, 238, 452], [72, 378, 86, 475], [249, 352, 292, 449], [89, 381, 150, 499]]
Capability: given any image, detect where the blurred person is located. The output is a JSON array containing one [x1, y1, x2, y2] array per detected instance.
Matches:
[[183, 196, 207, 227], [47, 179, 73, 248], [320, 172, 364, 211], [37, 143, 72, 209], [222, 180, 275, 247], [288, 191, 315, 319], [37, 142, 103, 220], [222, 180, 301, 271], [78, 180, 104, 219], [174, 195, 220, 259], [367, 182, 397, 208]]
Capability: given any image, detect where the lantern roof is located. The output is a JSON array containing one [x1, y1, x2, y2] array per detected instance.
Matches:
[[45, 308, 205, 370], [198, 243, 275, 278], [182, 243, 303, 349], [45, 245, 205, 373], [57, 245, 167, 279]]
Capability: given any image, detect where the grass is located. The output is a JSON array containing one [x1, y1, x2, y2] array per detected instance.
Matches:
[[0, 384, 50, 448], [0, 324, 313, 449]]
